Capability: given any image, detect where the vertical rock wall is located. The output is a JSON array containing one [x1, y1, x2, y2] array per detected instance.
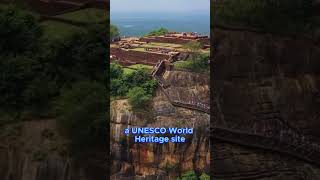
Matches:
[[212, 27, 320, 179]]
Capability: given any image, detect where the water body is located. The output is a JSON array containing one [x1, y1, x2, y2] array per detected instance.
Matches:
[[111, 12, 210, 37]]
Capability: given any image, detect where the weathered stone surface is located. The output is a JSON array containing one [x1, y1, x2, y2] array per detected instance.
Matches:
[[213, 27, 320, 179], [0, 119, 106, 180], [110, 71, 210, 179]]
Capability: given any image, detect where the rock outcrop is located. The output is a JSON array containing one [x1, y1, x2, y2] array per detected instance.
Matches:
[[0, 119, 107, 180], [212, 26, 320, 179], [110, 71, 210, 179]]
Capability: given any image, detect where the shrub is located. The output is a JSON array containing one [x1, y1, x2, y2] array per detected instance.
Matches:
[[184, 41, 202, 55], [180, 171, 197, 180], [200, 173, 210, 180], [55, 81, 107, 150], [0, 5, 42, 55], [111, 79, 127, 97], [110, 63, 157, 106], [110, 24, 120, 41], [128, 87, 151, 109], [110, 62, 124, 79], [175, 54, 209, 73], [145, 27, 169, 37], [0, 55, 36, 111], [123, 68, 151, 88]]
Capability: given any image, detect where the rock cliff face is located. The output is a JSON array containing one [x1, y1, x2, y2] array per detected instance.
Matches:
[[212, 26, 320, 179], [110, 71, 210, 179], [0, 119, 106, 180]]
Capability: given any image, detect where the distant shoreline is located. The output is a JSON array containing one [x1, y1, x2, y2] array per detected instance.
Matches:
[[111, 12, 210, 37], [112, 24, 210, 37]]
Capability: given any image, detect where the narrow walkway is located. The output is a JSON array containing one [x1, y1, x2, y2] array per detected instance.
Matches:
[[152, 59, 210, 114], [152, 58, 320, 167]]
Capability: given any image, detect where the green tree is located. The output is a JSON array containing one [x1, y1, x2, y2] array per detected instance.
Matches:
[[23, 76, 59, 114], [111, 79, 127, 97], [55, 81, 107, 150], [0, 5, 42, 55], [180, 171, 197, 180], [183, 41, 202, 61], [123, 68, 150, 88], [42, 24, 107, 87], [179, 41, 208, 72], [0, 55, 36, 111], [71, 24, 108, 81], [110, 62, 123, 79], [127, 87, 151, 109], [110, 64, 156, 108], [141, 79, 157, 95], [145, 27, 169, 36], [200, 173, 210, 180], [110, 24, 120, 41]]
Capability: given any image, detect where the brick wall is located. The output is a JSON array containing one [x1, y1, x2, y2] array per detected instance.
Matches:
[[110, 48, 169, 66]]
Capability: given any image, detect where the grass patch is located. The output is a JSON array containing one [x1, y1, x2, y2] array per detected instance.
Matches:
[[123, 68, 135, 75], [123, 64, 152, 75], [175, 60, 194, 69], [130, 47, 146, 52], [128, 64, 153, 70], [144, 42, 182, 48], [56, 8, 107, 23], [41, 20, 85, 40], [201, 49, 210, 55], [174, 55, 209, 73]]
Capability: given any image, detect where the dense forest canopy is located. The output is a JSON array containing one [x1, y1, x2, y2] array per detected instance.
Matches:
[[110, 25, 157, 109], [0, 6, 107, 153], [110, 63, 156, 109]]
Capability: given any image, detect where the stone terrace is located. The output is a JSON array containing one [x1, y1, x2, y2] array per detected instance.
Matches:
[[110, 48, 169, 66], [110, 32, 210, 66], [140, 32, 210, 46]]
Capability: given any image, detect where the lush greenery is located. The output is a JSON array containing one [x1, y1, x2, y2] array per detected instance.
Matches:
[[56, 8, 107, 23], [215, 0, 317, 35], [111, 63, 156, 109], [175, 41, 209, 73], [41, 8, 108, 41], [40, 21, 85, 40], [128, 64, 153, 70], [127, 87, 152, 108], [0, 6, 107, 154], [176, 171, 210, 180], [0, 6, 42, 113], [183, 41, 203, 54], [55, 81, 106, 151], [110, 24, 120, 41], [175, 54, 209, 73], [199, 173, 210, 180], [0, 5, 42, 55], [145, 27, 169, 37]]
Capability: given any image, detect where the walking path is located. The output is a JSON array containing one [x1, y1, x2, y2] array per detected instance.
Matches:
[[152, 57, 320, 166]]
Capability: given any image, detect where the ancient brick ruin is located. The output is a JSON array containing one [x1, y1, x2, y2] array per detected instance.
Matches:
[[110, 48, 169, 66], [110, 32, 209, 67], [139, 32, 210, 45]]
